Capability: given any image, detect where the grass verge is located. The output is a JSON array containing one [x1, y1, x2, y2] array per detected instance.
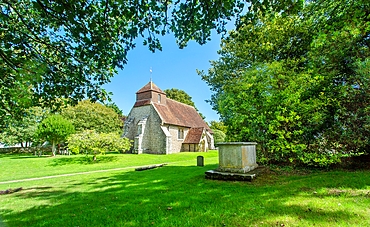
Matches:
[[0, 152, 369, 227]]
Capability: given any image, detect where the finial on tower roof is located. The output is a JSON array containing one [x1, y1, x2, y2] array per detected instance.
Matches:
[[150, 67, 153, 81], [149, 67, 153, 89]]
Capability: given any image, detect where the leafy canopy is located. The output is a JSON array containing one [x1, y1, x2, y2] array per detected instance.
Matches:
[[36, 114, 75, 155], [0, 0, 247, 126], [1, 0, 305, 127], [209, 121, 227, 134], [0, 107, 48, 147], [105, 102, 124, 117], [164, 88, 196, 107], [62, 100, 123, 134], [212, 129, 226, 145], [200, 0, 370, 166]]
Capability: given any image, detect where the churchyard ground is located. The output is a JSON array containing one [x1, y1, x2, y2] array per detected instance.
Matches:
[[0, 151, 369, 226]]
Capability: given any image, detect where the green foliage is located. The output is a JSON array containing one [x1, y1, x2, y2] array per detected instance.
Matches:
[[0, 0, 251, 127], [209, 121, 227, 134], [62, 100, 123, 134], [105, 102, 124, 116], [0, 107, 48, 147], [36, 114, 75, 156], [212, 129, 226, 145], [67, 130, 131, 159], [164, 88, 196, 107], [200, 0, 370, 167], [210, 121, 228, 145]]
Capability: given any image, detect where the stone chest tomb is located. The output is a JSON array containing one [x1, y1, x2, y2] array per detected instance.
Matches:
[[206, 142, 259, 181]]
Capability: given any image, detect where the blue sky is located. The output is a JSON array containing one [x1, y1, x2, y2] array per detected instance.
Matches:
[[103, 33, 224, 122]]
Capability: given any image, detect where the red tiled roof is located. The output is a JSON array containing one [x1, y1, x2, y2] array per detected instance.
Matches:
[[134, 99, 151, 107], [136, 81, 166, 94], [183, 127, 204, 144], [153, 99, 212, 132]]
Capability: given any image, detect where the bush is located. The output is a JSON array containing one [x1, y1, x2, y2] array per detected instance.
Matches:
[[212, 129, 226, 145], [67, 130, 131, 160]]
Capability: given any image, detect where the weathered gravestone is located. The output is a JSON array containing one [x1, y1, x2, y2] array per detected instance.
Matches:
[[205, 142, 259, 181], [197, 156, 204, 166]]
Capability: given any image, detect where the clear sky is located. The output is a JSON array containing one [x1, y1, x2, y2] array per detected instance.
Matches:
[[103, 32, 224, 123]]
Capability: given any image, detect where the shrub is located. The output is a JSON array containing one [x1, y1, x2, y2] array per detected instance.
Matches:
[[67, 130, 131, 160], [212, 129, 226, 145]]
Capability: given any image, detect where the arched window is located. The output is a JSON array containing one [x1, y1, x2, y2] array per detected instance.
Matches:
[[158, 94, 161, 103]]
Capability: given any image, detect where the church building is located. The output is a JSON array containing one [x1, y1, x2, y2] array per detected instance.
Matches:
[[123, 81, 214, 154]]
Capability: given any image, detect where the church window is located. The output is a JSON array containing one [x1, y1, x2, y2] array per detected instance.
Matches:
[[178, 128, 184, 139]]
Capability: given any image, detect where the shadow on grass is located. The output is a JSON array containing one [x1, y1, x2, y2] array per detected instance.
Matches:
[[0, 154, 50, 159], [11, 155, 52, 159], [1, 164, 370, 226], [48, 155, 119, 166]]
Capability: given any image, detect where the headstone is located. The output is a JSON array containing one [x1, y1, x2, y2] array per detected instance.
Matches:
[[197, 156, 204, 166]]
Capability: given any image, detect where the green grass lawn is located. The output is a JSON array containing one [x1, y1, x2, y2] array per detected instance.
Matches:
[[0, 151, 369, 227], [0, 152, 219, 182]]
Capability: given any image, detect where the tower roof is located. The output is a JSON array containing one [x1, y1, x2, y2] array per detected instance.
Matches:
[[136, 81, 166, 95]]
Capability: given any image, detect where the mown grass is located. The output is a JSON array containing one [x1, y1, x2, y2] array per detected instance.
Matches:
[[0, 152, 218, 182], [0, 152, 369, 227]]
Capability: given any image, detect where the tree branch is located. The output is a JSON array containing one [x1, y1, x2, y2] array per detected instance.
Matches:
[[0, 49, 18, 71]]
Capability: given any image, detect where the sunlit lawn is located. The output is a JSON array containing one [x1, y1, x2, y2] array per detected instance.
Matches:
[[0, 152, 219, 182], [0, 151, 369, 227]]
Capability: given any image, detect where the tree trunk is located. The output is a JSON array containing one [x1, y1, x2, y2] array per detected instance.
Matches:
[[52, 141, 56, 156]]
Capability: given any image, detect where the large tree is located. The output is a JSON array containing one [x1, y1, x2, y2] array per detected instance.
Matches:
[[0, 107, 48, 147], [1, 0, 305, 127], [61, 100, 123, 134], [200, 0, 370, 166], [164, 88, 196, 107], [0, 0, 247, 126]]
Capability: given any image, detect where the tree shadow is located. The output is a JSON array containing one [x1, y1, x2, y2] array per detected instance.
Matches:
[[1, 165, 369, 226], [0, 154, 49, 159], [48, 156, 118, 166], [10, 155, 51, 159]]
